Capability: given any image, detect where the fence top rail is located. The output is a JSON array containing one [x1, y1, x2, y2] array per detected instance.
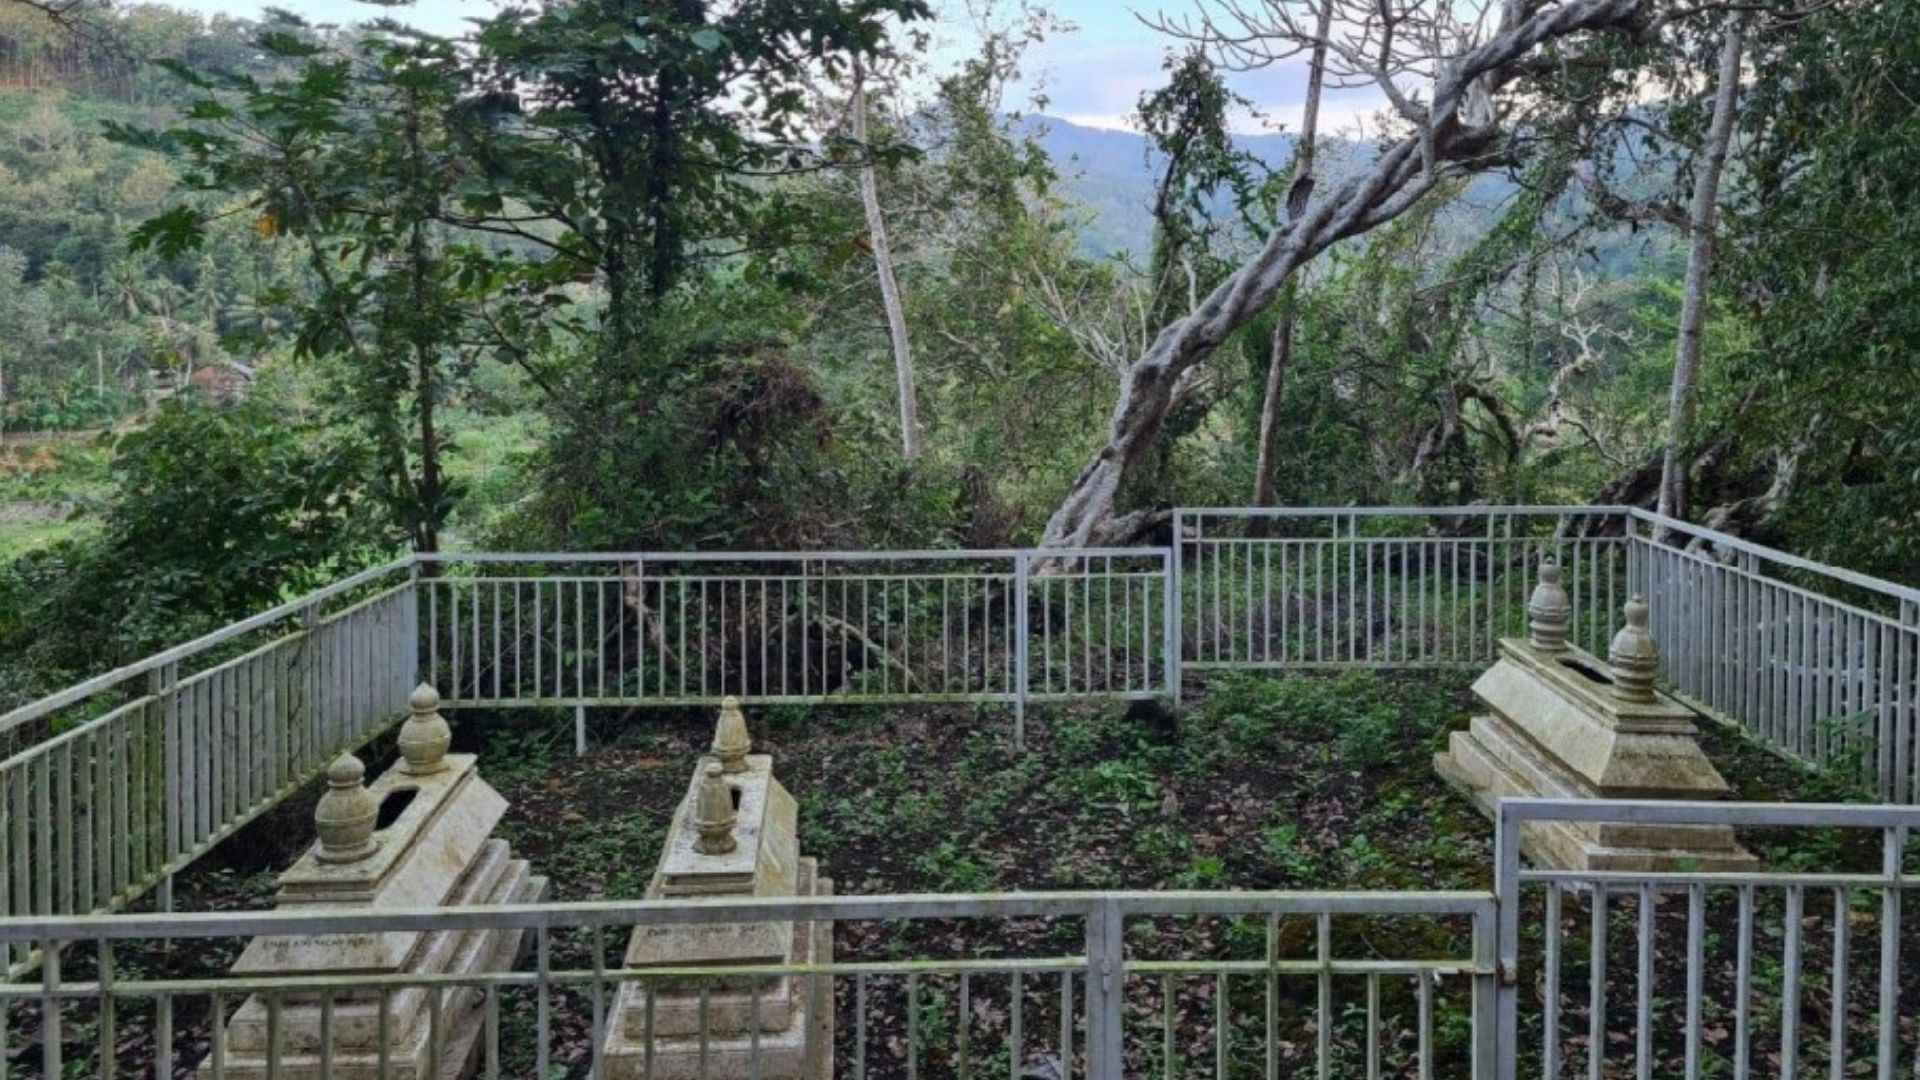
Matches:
[[0, 695, 150, 774], [1645, 529, 1916, 630], [1178, 505, 1634, 519], [418, 547, 1169, 565], [0, 889, 1497, 942], [0, 555, 417, 736], [1498, 797, 1920, 830], [1629, 507, 1920, 607]]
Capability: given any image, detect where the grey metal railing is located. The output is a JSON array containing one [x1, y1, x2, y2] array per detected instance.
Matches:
[[0, 887, 1496, 1080], [0, 560, 418, 971], [417, 549, 1177, 744], [2, 797, 1916, 1078], [1627, 511, 1920, 803], [1173, 506, 1634, 672], [1176, 507, 1920, 802], [0, 506, 1917, 944], [1493, 798, 1920, 1080]]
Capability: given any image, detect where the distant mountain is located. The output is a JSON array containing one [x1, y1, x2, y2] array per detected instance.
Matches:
[[1014, 114, 1529, 261], [1014, 114, 1296, 259]]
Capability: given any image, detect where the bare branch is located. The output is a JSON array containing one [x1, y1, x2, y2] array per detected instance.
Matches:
[[1040, 0, 1649, 547]]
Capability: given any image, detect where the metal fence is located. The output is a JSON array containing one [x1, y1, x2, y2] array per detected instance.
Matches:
[[418, 549, 1177, 743], [1493, 798, 1920, 1080], [1177, 507, 1920, 803], [1628, 513, 1920, 804], [0, 505, 1918, 944], [0, 888, 1496, 1079], [1173, 507, 1632, 670], [0, 560, 418, 969], [0, 798, 1913, 1078]]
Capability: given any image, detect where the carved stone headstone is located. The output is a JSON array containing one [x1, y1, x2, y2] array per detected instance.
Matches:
[[202, 687, 549, 1080], [601, 704, 832, 1080], [1436, 568, 1759, 872]]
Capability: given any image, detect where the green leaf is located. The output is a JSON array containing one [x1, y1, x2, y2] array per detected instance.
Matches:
[[254, 30, 326, 57], [128, 206, 209, 258], [690, 28, 725, 52]]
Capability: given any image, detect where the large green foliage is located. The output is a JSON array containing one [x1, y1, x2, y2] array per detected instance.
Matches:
[[0, 401, 385, 695], [463, 0, 928, 347], [118, 23, 519, 553], [1718, 0, 1920, 581]]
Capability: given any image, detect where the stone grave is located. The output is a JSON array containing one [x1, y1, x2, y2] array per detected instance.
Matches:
[[1435, 558, 1759, 872], [601, 696, 833, 1080], [203, 685, 549, 1080]]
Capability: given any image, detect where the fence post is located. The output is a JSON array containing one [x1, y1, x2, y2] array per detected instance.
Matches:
[[1623, 513, 1645, 613], [1878, 824, 1907, 1072], [1014, 552, 1030, 749], [1491, 802, 1521, 1080], [1084, 897, 1125, 1080], [406, 559, 422, 693], [149, 662, 177, 913], [1164, 544, 1180, 711]]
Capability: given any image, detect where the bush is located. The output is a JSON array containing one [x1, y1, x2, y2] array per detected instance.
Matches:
[[0, 399, 390, 702]]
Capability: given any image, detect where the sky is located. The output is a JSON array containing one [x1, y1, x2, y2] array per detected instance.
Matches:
[[151, 0, 1390, 135]]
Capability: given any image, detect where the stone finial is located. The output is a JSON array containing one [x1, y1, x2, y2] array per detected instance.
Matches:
[[1527, 556, 1572, 652], [711, 696, 752, 774], [397, 683, 452, 775], [691, 763, 738, 856], [314, 753, 379, 863], [1608, 595, 1659, 703]]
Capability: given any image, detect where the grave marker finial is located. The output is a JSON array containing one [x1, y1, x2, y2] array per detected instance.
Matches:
[[1608, 595, 1659, 703], [314, 753, 379, 863], [397, 683, 452, 775], [692, 763, 738, 855], [712, 695, 752, 774], [1527, 556, 1571, 652]]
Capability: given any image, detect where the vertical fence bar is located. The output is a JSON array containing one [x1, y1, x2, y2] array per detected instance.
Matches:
[[1014, 553, 1030, 748], [1163, 548, 1180, 707], [1878, 826, 1904, 1080]]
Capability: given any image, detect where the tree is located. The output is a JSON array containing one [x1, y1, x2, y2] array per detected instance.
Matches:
[[1117, 48, 1268, 515], [1654, 14, 1744, 530], [850, 52, 919, 460], [1135, 48, 1264, 338], [1698, 0, 1920, 577], [463, 0, 930, 366], [1249, 0, 1333, 517], [1038, 0, 1652, 548], [121, 22, 498, 556]]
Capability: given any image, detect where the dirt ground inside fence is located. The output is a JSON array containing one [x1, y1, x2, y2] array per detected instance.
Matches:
[[11, 670, 1916, 1079]]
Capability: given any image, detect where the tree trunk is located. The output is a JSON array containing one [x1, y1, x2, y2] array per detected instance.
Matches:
[[1249, 1, 1333, 522], [1039, 0, 1645, 548], [853, 56, 920, 461], [1656, 16, 1746, 534], [404, 91, 441, 562]]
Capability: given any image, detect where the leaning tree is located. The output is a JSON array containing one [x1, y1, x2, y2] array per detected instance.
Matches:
[[1036, 0, 1663, 548]]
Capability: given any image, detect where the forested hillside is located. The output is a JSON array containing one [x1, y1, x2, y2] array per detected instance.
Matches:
[[2, 0, 1916, 708]]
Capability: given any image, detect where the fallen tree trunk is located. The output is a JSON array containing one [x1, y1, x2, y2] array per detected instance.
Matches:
[[1038, 0, 1648, 548]]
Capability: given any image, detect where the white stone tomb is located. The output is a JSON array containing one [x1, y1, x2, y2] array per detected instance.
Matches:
[[1435, 560, 1760, 872], [202, 685, 548, 1080], [601, 697, 833, 1080]]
